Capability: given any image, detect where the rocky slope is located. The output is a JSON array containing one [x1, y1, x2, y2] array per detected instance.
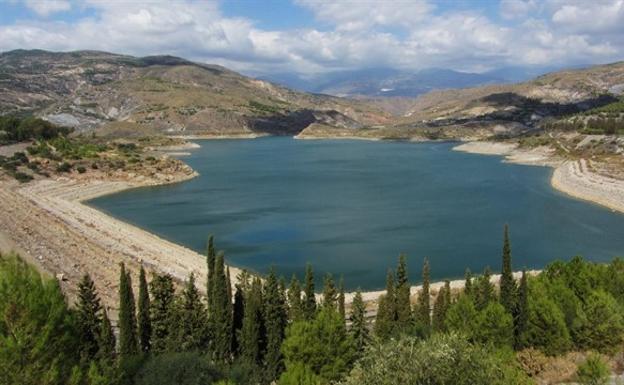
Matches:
[[0, 49, 391, 137], [391, 61, 624, 139], [2, 49, 624, 141]]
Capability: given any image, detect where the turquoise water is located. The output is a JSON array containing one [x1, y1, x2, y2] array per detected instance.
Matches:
[[89, 137, 624, 290]]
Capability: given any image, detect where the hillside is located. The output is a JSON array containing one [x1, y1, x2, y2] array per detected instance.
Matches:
[[0, 49, 391, 137], [2, 50, 624, 142], [398, 61, 624, 137]]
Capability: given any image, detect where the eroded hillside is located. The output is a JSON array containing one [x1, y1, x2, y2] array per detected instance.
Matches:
[[0, 50, 391, 137]]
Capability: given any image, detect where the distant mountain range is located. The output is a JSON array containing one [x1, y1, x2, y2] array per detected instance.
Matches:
[[258, 66, 565, 98]]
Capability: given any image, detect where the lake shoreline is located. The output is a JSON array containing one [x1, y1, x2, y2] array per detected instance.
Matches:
[[3, 137, 622, 312], [453, 141, 624, 215], [0, 168, 243, 313]]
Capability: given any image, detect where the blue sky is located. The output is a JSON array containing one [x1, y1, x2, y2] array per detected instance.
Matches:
[[1, 0, 623, 75]]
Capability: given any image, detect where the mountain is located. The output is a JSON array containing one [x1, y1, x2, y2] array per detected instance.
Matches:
[[259, 67, 528, 97], [2, 50, 623, 141], [0, 49, 391, 137], [297, 61, 624, 139]]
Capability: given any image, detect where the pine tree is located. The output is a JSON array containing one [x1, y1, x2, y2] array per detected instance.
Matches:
[[350, 290, 368, 352], [137, 265, 151, 353], [414, 258, 431, 333], [212, 251, 232, 362], [239, 277, 264, 366], [515, 270, 529, 349], [464, 268, 473, 298], [338, 276, 346, 328], [500, 224, 517, 316], [374, 269, 396, 339], [264, 268, 287, 382], [118, 263, 138, 355], [322, 273, 337, 310], [395, 254, 412, 330], [175, 273, 208, 352], [98, 308, 116, 361], [303, 264, 316, 320], [288, 275, 304, 322], [76, 274, 102, 360], [475, 267, 495, 311], [232, 284, 245, 355], [149, 273, 176, 353], [432, 280, 451, 332]]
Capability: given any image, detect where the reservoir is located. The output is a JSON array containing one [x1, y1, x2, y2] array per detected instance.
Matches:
[[89, 137, 624, 290]]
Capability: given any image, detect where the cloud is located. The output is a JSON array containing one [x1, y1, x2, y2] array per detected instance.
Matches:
[[24, 0, 71, 16], [296, 0, 433, 31], [551, 0, 624, 34], [0, 0, 622, 75], [499, 0, 539, 20]]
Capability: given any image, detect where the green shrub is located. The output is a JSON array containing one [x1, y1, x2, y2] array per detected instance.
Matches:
[[56, 162, 72, 173], [279, 362, 322, 385], [576, 354, 610, 385], [132, 352, 223, 385], [76, 166, 87, 174], [14, 171, 33, 183], [0, 253, 80, 385], [341, 333, 531, 385], [282, 308, 356, 383], [26, 161, 39, 171]]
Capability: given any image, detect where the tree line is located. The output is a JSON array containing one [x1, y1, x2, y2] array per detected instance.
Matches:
[[0, 115, 71, 145], [1, 227, 623, 385]]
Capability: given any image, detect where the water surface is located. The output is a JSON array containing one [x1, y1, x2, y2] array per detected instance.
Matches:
[[89, 137, 624, 290]]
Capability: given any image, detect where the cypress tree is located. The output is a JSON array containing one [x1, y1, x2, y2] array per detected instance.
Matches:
[[338, 276, 346, 327], [374, 269, 396, 339], [239, 277, 264, 366], [303, 264, 316, 320], [226, 266, 233, 306], [76, 273, 102, 360], [149, 273, 176, 353], [232, 284, 245, 355], [212, 251, 232, 362], [500, 224, 517, 316], [464, 268, 473, 298], [175, 273, 208, 352], [118, 263, 138, 355], [264, 268, 287, 382], [98, 308, 116, 361], [414, 258, 431, 333], [476, 267, 495, 311], [395, 254, 412, 330], [350, 290, 368, 352], [432, 280, 451, 332], [288, 275, 304, 322], [322, 273, 337, 310], [206, 235, 216, 314], [137, 265, 151, 353], [515, 270, 529, 349]]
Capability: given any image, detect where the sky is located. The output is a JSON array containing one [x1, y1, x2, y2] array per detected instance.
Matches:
[[0, 0, 623, 76]]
